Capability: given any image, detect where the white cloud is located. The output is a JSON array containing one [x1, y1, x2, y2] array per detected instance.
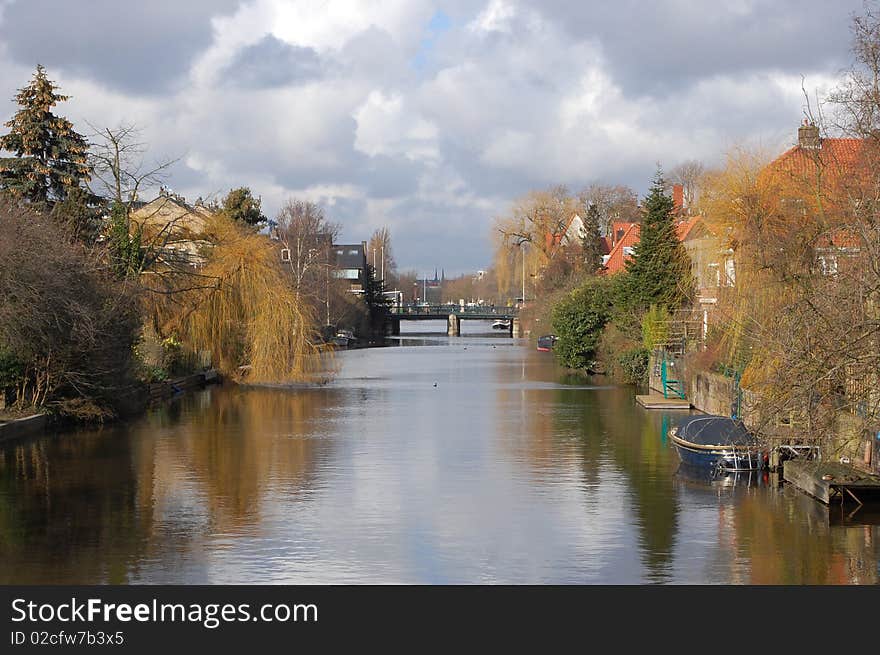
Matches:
[[468, 0, 517, 34], [0, 0, 865, 272], [353, 90, 439, 162]]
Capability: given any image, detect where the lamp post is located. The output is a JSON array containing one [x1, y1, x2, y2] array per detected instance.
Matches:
[[521, 242, 526, 306]]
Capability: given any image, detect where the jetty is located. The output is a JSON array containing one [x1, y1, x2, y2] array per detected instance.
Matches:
[[636, 393, 690, 410], [783, 460, 880, 505]]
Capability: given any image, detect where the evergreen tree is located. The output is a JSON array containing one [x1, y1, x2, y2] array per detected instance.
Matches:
[[0, 65, 91, 206], [581, 202, 604, 273], [623, 170, 693, 311], [222, 187, 266, 226]]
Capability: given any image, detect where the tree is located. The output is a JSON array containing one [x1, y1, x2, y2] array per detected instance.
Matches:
[[89, 122, 177, 211], [362, 264, 391, 327], [623, 171, 693, 312], [275, 198, 339, 315], [577, 183, 640, 235], [550, 276, 613, 369], [49, 186, 103, 244], [367, 226, 397, 286], [222, 187, 266, 226], [581, 203, 604, 273], [668, 160, 705, 212], [152, 213, 321, 383], [0, 65, 91, 206], [493, 185, 579, 297], [0, 199, 141, 419]]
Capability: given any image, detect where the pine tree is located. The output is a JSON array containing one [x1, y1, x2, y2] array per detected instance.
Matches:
[[0, 65, 91, 206], [623, 170, 693, 311], [222, 187, 266, 226], [581, 202, 604, 273]]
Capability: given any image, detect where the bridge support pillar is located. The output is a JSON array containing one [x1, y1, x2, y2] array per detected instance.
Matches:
[[385, 318, 400, 336], [511, 317, 522, 337], [447, 313, 460, 337]]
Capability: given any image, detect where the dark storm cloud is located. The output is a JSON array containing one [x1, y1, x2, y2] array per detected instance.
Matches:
[[0, 0, 240, 94], [221, 35, 325, 89], [534, 0, 865, 96]]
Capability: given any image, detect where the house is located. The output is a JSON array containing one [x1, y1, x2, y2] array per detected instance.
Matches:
[[601, 222, 641, 274], [129, 194, 217, 268], [332, 242, 369, 292], [760, 120, 865, 274]]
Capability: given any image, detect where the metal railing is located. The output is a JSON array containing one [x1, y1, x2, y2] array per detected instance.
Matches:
[[388, 304, 518, 317]]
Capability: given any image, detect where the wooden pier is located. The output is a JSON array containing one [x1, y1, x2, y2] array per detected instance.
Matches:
[[635, 393, 691, 410], [783, 460, 880, 505]]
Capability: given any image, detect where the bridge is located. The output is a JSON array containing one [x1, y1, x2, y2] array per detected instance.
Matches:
[[385, 304, 521, 336]]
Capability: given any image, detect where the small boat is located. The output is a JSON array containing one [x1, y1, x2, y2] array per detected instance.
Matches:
[[331, 329, 356, 347], [668, 415, 763, 472], [492, 319, 511, 330], [536, 334, 557, 352]]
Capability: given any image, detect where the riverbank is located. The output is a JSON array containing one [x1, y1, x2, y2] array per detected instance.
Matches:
[[0, 368, 221, 445]]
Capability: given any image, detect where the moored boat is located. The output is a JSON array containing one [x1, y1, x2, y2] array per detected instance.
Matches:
[[492, 319, 511, 330], [669, 415, 763, 472], [536, 334, 557, 352], [331, 329, 356, 348]]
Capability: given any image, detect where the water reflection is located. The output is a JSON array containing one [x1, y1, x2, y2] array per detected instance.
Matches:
[[0, 322, 878, 583]]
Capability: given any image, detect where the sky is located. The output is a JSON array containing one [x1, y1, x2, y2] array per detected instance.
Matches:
[[0, 0, 867, 274]]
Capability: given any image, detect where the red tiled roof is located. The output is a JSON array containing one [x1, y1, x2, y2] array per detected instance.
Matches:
[[602, 223, 641, 274], [815, 228, 861, 250], [675, 216, 703, 241], [765, 138, 865, 189], [601, 217, 705, 275]]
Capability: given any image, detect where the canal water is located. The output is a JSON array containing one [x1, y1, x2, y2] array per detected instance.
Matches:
[[1, 321, 878, 584]]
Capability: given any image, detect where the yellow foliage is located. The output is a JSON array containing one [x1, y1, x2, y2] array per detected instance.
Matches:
[[149, 214, 323, 383]]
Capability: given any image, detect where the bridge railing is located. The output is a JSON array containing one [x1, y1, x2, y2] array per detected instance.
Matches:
[[388, 304, 517, 316]]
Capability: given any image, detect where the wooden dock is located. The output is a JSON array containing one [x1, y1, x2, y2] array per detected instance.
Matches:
[[783, 460, 880, 505], [635, 393, 690, 410]]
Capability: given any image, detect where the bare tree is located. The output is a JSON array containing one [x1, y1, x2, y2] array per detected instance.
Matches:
[[577, 183, 640, 235], [668, 160, 705, 212], [88, 122, 179, 212], [367, 226, 397, 286], [275, 199, 339, 299], [829, 3, 880, 143]]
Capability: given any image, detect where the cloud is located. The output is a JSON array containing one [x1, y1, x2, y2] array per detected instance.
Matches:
[[221, 35, 325, 89], [0, 0, 240, 94], [0, 0, 868, 273]]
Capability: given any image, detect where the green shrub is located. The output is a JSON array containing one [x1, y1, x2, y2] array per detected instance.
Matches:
[[641, 304, 671, 350], [617, 347, 650, 385], [550, 276, 613, 369]]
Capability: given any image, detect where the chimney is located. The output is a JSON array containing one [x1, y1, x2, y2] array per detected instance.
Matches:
[[672, 184, 684, 212], [798, 119, 820, 149]]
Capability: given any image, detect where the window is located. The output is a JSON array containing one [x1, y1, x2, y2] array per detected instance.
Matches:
[[723, 258, 735, 286], [623, 246, 634, 257], [817, 254, 838, 275], [333, 268, 360, 279], [707, 262, 720, 288], [280, 248, 290, 262], [348, 249, 359, 255]]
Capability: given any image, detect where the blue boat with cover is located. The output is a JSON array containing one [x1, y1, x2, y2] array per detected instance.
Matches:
[[668, 415, 763, 472]]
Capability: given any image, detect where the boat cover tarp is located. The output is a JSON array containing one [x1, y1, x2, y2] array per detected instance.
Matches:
[[674, 415, 755, 447]]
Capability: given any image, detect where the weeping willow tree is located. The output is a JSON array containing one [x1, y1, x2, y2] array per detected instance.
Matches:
[[149, 214, 322, 384], [491, 186, 581, 301]]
